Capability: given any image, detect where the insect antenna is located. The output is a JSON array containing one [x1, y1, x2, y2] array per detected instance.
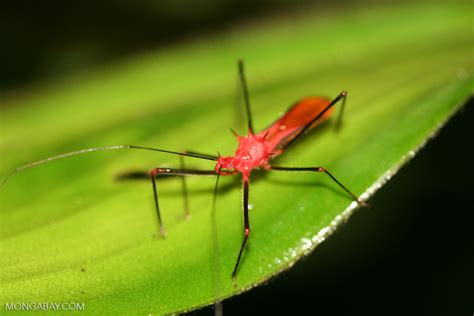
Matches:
[[238, 59, 255, 134], [183, 150, 218, 160], [0, 144, 216, 189]]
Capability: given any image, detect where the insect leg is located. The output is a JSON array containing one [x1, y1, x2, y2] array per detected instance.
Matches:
[[232, 179, 250, 278], [335, 91, 347, 130], [150, 167, 217, 237], [270, 166, 369, 206], [281, 91, 347, 151], [238, 60, 254, 134]]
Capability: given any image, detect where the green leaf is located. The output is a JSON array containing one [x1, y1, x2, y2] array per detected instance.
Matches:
[[0, 3, 472, 315]]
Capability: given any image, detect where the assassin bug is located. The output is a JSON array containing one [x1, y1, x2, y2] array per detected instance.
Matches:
[[1, 60, 367, 278]]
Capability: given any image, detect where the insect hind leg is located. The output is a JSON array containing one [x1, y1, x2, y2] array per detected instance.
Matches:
[[335, 91, 347, 130], [270, 165, 370, 207]]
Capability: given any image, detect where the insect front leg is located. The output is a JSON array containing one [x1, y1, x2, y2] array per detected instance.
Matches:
[[150, 167, 217, 237], [270, 166, 369, 207]]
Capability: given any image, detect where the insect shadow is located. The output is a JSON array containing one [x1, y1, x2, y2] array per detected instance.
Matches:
[[115, 170, 240, 196]]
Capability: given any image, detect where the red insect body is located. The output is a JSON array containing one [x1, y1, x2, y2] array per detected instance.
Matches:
[[216, 97, 332, 181]]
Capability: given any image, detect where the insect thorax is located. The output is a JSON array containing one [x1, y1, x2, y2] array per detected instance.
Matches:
[[216, 133, 272, 179]]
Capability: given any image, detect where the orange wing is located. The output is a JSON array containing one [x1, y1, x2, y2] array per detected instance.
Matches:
[[258, 97, 332, 151]]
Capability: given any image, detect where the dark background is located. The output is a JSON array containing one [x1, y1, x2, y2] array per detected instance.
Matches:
[[1, 0, 313, 92], [2, 1, 472, 315]]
